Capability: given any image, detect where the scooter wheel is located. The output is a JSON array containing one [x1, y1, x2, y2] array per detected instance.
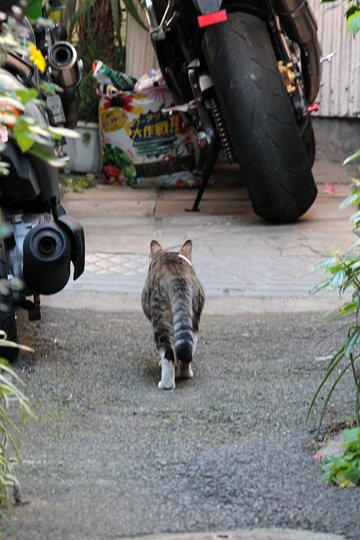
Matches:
[[202, 11, 318, 223]]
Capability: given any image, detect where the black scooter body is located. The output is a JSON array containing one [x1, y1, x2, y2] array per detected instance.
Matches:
[[0, 49, 85, 334]]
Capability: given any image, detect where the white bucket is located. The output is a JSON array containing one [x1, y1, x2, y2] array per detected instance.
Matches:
[[64, 121, 101, 174]]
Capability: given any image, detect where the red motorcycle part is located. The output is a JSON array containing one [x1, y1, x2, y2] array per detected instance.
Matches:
[[198, 10, 227, 28], [307, 103, 319, 113]]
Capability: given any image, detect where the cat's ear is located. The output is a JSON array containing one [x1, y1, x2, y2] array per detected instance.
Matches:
[[150, 240, 162, 256], [180, 239, 192, 260]]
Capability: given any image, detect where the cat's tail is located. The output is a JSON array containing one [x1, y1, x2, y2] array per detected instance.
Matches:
[[171, 287, 194, 364]]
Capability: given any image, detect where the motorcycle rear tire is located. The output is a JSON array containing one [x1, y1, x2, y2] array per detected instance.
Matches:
[[0, 237, 18, 362], [202, 12, 318, 223]]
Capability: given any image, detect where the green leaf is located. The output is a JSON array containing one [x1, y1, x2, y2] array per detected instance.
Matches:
[[322, 426, 360, 487], [344, 427, 360, 444], [307, 344, 346, 424], [48, 126, 80, 139], [15, 88, 38, 104], [347, 328, 360, 353], [350, 210, 360, 224], [11, 118, 40, 153], [313, 256, 338, 271], [346, 5, 360, 19], [328, 263, 345, 275], [28, 144, 66, 167], [345, 260, 360, 274], [344, 149, 360, 165], [340, 302, 358, 315], [104, 146, 136, 179], [330, 270, 347, 289], [29, 124, 55, 140], [318, 363, 352, 431], [310, 277, 332, 295], [122, 0, 147, 30], [68, 0, 98, 39], [13, 131, 34, 153], [64, 174, 97, 192], [347, 12, 360, 36], [339, 192, 360, 210], [40, 81, 63, 96], [111, 0, 123, 51]]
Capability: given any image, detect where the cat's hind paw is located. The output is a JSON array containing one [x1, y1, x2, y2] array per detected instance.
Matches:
[[176, 361, 194, 380], [158, 358, 175, 390]]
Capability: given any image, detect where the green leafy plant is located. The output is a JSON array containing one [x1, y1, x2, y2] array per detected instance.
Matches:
[[64, 173, 97, 192], [0, 4, 69, 504], [308, 2, 360, 433], [309, 181, 360, 430], [103, 144, 136, 179], [67, 0, 126, 123], [0, 347, 34, 504], [0, 87, 79, 167], [0, 8, 79, 170], [66, 0, 146, 122], [322, 427, 360, 487]]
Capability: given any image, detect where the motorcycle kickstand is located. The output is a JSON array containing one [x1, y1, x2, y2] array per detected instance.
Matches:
[[186, 142, 221, 212]]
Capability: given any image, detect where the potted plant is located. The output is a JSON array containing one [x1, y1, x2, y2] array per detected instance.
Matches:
[[64, 0, 126, 173]]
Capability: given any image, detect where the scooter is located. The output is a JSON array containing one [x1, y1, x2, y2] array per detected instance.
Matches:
[[0, 3, 85, 359]]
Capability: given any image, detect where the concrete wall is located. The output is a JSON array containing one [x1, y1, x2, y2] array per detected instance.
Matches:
[[313, 117, 360, 166]]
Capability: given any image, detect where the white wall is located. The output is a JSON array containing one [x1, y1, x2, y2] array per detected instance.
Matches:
[[309, 0, 360, 118], [125, 4, 158, 79]]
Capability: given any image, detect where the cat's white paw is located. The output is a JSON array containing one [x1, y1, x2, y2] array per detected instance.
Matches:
[[176, 361, 194, 379], [158, 379, 175, 390], [158, 358, 175, 390]]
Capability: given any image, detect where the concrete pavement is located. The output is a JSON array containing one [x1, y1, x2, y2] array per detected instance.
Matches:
[[8, 158, 356, 540], [45, 158, 356, 314]]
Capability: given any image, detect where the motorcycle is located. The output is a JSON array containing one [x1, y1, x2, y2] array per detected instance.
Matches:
[[0, 1, 85, 359], [141, 0, 321, 222]]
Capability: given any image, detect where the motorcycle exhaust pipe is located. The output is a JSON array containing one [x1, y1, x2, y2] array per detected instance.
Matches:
[[273, 0, 321, 105], [23, 223, 72, 295], [47, 41, 82, 128], [48, 41, 81, 88]]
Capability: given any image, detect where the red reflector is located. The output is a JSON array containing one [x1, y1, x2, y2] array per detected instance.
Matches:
[[198, 9, 227, 28]]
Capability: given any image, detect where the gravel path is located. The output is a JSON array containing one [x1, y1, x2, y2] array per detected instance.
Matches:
[[1, 308, 358, 540]]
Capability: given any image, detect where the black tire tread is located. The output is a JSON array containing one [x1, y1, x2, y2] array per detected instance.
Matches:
[[202, 12, 317, 222]]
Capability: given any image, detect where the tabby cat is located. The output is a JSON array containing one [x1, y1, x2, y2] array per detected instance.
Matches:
[[141, 240, 205, 390]]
